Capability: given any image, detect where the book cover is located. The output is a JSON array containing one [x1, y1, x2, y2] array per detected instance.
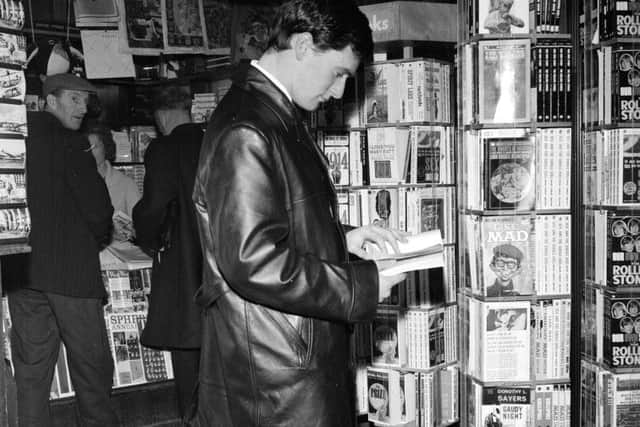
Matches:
[[230, 3, 276, 62], [478, 39, 531, 124], [0, 138, 24, 169], [478, 0, 530, 35], [371, 309, 404, 367], [410, 125, 449, 184], [480, 386, 532, 427], [366, 127, 410, 185], [479, 216, 534, 297], [364, 63, 390, 123], [366, 187, 399, 230], [484, 130, 535, 211], [201, 0, 232, 53], [620, 130, 640, 203], [322, 132, 350, 186], [481, 300, 531, 382]]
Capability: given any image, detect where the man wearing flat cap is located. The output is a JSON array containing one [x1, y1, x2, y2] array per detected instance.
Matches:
[[7, 73, 119, 426]]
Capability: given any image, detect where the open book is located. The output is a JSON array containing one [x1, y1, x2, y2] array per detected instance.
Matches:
[[365, 230, 444, 276]]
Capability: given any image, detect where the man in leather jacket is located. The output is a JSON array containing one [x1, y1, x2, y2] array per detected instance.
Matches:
[[188, 1, 406, 426]]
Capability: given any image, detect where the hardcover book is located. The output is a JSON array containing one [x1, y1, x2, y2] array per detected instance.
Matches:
[[478, 39, 531, 124]]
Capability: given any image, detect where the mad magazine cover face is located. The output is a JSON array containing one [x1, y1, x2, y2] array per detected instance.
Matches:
[[480, 216, 534, 297], [0, 32, 26, 66], [164, 0, 206, 52], [0, 103, 26, 136], [478, 39, 530, 124], [121, 0, 163, 51], [480, 386, 531, 427], [478, 0, 529, 35], [606, 294, 640, 369], [621, 131, 640, 203], [0, 67, 24, 102], [485, 135, 535, 211], [0, 138, 24, 169], [608, 213, 640, 288]]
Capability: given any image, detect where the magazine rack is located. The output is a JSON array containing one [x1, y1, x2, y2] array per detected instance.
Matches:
[[577, 2, 640, 426], [457, 1, 575, 426]]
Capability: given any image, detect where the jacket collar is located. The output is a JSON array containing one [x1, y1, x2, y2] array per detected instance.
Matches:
[[232, 60, 303, 126]]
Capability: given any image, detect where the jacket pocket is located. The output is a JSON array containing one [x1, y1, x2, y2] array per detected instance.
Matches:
[[256, 305, 313, 368]]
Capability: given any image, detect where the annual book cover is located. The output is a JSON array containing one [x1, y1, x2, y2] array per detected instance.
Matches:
[[478, 39, 531, 124], [607, 212, 640, 289], [477, 0, 530, 35], [483, 129, 535, 211], [322, 132, 349, 186], [604, 292, 640, 369], [478, 215, 534, 297]]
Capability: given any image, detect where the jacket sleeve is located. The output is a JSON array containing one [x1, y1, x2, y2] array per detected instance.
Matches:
[[63, 134, 114, 245], [132, 141, 178, 252], [203, 125, 378, 323]]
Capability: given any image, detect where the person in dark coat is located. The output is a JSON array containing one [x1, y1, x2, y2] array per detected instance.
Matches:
[[187, 1, 406, 425], [8, 73, 118, 426], [132, 85, 204, 419]]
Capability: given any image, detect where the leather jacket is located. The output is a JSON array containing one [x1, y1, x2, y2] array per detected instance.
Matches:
[[189, 62, 379, 426]]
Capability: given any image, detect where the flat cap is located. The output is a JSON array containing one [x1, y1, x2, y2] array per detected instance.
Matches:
[[42, 73, 96, 97]]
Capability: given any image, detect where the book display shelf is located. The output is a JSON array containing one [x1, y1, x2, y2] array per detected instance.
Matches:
[[578, 2, 640, 426], [323, 2, 461, 426], [457, 1, 574, 426]]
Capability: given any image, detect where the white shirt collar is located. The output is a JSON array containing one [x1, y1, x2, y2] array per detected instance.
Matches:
[[250, 60, 293, 103]]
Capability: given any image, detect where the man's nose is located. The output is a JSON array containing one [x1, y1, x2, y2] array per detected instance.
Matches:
[[329, 76, 347, 99]]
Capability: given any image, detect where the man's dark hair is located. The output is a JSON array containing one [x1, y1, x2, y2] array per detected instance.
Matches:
[[151, 85, 192, 111], [84, 123, 116, 162], [267, 0, 373, 62]]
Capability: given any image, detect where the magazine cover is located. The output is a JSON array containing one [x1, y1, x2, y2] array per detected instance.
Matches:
[[620, 130, 640, 203], [202, 0, 232, 53], [367, 368, 392, 423], [607, 212, 640, 288], [479, 216, 534, 297], [0, 206, 29, 240], [0, 138, 24, 169], [163, 0, 207, 53], [118, 0, 164, 53], [604, 293, 640, 369], [0, 68, 25, 102], [230, 3, 276, 62], [0, 103, 27, 136], [0, 0, 25, 30], [410, 125, 448, 184], [367, 188, 399, 230], [480, 386, 532, 427], [484, 130, 535, 211], [0, 33, 27, 66], [478, 39, 531, 124], [477, 0, 529, 35], [0, 172, 25, 204]]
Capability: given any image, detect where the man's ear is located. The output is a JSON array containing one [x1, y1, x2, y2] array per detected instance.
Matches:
[[45, 93, 56, 109], [291, 32, 313, 60]]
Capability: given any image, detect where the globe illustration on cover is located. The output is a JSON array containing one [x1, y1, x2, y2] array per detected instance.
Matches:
[[489, 162, 531, 203]]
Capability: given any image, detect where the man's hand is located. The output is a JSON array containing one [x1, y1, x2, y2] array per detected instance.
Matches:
[[346, 225, 407, 259]]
